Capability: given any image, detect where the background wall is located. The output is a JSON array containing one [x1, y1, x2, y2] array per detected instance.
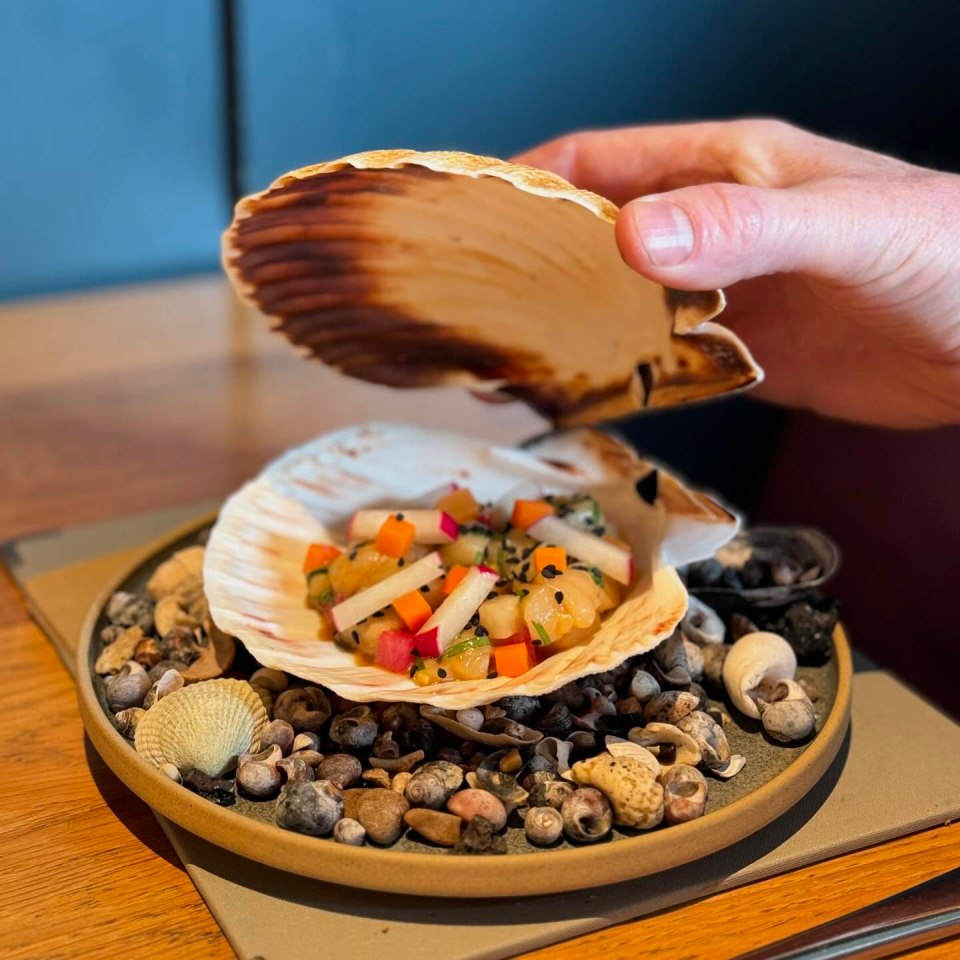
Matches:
[[1, 1, 957, 715]]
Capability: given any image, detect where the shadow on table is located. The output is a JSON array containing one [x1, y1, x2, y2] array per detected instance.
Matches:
[[84, 733, 187, 872]]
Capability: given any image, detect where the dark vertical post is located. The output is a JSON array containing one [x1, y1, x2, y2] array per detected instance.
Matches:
[[220, 0, 243, 204]]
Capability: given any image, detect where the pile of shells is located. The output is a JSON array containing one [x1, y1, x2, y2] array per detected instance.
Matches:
[[94, 535, 833, 853]]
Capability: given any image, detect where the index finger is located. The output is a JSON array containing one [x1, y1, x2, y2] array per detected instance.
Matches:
[[513, 120, 836, 205]]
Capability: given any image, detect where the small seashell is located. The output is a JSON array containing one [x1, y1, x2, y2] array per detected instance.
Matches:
[[454, 814, 507, 855], [182, 769, 236, 806], [178, 624, 236, 682], [357, 788, 410, 845], [436, 747, 464, 766], [154, 595, 194, 638], [278, 755, 316, 783], [317, 753, 362, 789], [642, 690, 700, 725], [391, 771, 413, 794], [134, 679, 267, 777], [237, 744, 283, 797], [604, 736, 661, 777], [250, 667, 288, 694], [105, 661, 152, 711], [106, 591, 155, 632], [362, 768, 392, 789], [524, 806, 563, 845], [661, 764, 708, 824], [95, 626, 144, 675], [148, 659, 180, 683], [468, 751, 528, 815], [653, 632, 705, 686], [405, 762, 463, 808], [537, 701, 572, 737], [133, 637, 165, 670], [730, 612, 760, 640], [544, 681, 585, 712], [159, 761, 181, 782], [162, 626, 202, 666], [333, 817, 366, 846], [560, 787, 612, 843], [628, 723, 702, 768], [260, 719, 295, 754], [114, 706, 145, 738], [494, 695, 542, 724], [758, 679, 817, 743], [570, 753, 663, 829], [330, 706, 378, 749], [566, 731, 597, 756], [142, 667, 184, 709], [676, 711, 731, 769], [527, 778, 574, 810], [404, 808, 463, 846], [100, 624, 126, 646], [146, 546, 205, 600], [628, 669, 660, 704], [369, 749, 425, 773], [447, 789, 507, 832], [420, 705, 542, 747], [292, 749, 325, 769], [378, 702, 419, 734], [372, 732, 401, 760], [274, 686, 331, 733], [533, 736, 573, 774], [681, 595, 725, 645], [276, 781, 342, 835], [723, 632, 797, 719], [709, 754, 747, 779], [291, 732, 320, 753], [455, 708, 484, 731]]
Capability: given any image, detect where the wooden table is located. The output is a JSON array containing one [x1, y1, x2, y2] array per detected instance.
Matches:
[[1, 278, 957, 960]]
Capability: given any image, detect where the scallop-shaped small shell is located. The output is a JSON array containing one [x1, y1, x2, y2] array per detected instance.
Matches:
[[722, 632, 797, 720], [603, 736, 661, 777], [419, 705, 543, 747], [134, 679, 268, 777]]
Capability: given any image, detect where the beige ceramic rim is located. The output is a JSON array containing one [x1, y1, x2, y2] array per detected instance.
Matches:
[[77, 514, 853, 898]]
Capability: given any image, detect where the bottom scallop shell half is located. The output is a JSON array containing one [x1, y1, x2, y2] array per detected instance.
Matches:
[[134, 679, 268, 778], [204, 422, 740, 709]]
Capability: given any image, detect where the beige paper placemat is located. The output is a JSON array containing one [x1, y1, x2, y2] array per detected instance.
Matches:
[[6, 506, 960, 960]]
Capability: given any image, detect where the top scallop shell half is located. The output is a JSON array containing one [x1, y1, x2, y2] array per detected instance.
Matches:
[[222, 149, 762, 426], [204, 422, 739, 709]]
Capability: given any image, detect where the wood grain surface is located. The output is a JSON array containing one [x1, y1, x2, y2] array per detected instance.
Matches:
[[1, 278, 957, 960]]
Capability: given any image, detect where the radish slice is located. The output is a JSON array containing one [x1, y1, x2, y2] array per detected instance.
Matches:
[[526, 515, 634, 585], [416, 565, 499, 654], [347, 509, 458, 544], [330, 552, 445, 632]]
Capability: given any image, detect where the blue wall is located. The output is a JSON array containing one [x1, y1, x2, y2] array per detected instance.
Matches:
[[1, 0, 958, 301]]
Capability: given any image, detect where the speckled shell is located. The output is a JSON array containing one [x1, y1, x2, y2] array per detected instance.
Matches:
[[204, 423, 740, 709], [222, 149, 762, 427], [134, 679, 268, 777]]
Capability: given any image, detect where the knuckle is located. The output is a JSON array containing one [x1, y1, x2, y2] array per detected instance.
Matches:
[[694, 183, 767, 258]]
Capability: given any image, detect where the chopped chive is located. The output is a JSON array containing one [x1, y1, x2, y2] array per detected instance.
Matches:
[[532, 621, 551, 646], [591, 499, 602, 525], [589, 567, 604, 588]]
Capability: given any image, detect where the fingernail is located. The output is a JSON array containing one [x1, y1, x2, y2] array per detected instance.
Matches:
[[628, 199, 694, 266]]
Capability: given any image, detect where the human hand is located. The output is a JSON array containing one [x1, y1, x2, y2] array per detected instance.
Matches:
[[515, 120, 960, 427]]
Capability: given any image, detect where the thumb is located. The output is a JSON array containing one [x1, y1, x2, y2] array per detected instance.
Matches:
[[616, 181, 864, 289]]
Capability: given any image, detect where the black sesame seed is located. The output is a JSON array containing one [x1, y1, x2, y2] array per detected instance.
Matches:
[[373, 610, 385, 618], [488, 671, 499, 679], [409, 665, 417, 677], [349, 550, 359, 562], [542, 565, 558, 579], [351, 630, 360, 644], [437, 668, 447, 678], [395, 512, 405, 521], [475, 626, 488, 637], [397, 558, 405, 567], [486, 591, 497, 601], [595, 526, 606, 536], [469, 613, 480, 626], [419, 584, 431, 593], [531, 639, 542, 646], [554, 590, 564, 604]]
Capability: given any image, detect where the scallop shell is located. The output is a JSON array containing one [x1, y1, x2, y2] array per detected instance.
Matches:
[[134, 679, 268, 777], [222, 149, 761, 427], [204, 422, 740, 709]]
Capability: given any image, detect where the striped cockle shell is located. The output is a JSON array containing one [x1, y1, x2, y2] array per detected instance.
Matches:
[[134, 679, 268, 778], [204, 423, 740, 709], [221, 149, 762, 427]]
